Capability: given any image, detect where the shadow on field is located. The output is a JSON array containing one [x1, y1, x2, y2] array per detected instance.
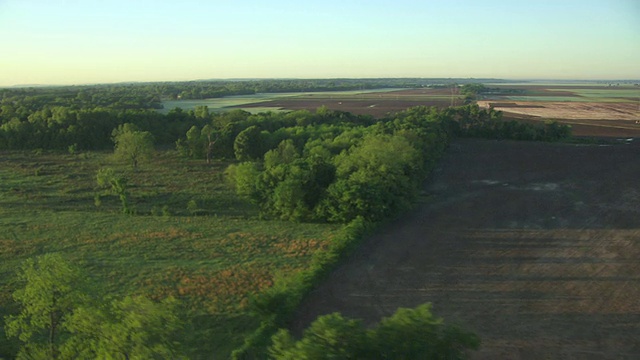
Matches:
[[291, 139, 640, 360]]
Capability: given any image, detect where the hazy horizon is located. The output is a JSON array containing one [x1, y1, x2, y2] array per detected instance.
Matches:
[[1, 0, 638, 87]]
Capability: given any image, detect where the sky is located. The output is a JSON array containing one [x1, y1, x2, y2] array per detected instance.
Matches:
[[0, 0, 638, 86]]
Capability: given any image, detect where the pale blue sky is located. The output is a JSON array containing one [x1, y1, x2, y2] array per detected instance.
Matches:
[[0, 0, 638, 86]]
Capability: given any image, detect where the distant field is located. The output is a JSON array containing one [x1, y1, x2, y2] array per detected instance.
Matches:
[[159, 88, 409, 114], [161, 84, 640, 137], [0, 150, 339, 358], [233, 88, 464, 117], [478, 84, 640, 137]]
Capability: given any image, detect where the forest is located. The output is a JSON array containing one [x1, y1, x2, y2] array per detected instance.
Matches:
[[0, 80, 570, 359]]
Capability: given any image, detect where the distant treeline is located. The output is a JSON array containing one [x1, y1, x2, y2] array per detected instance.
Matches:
[[0, 80, 567, 151], [1, 78, 509, 109]]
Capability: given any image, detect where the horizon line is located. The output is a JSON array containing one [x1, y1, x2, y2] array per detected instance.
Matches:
[[2, 77, 640, 89]]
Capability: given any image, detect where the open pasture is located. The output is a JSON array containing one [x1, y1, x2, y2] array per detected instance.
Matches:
[[0, 150, 339, 358], [292, 138, 640, 359]]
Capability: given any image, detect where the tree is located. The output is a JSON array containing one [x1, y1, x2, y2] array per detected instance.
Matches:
[[96, 167, 130, 214], [269, 303, 479, 360], [264, 139, 300, 169], [4, 255, 185, 359], [234, 125, 264, 161], [201, 124, 218, 164], [65, 296, 184, 359], [4, 253, 88, 359], [112, 123, 154, 169], [319, 134, 421, 222], [225, 162, 261, 200], [186, 125, 203, 158], [269, 313, 367, 359], [370, 303, 480, 359]]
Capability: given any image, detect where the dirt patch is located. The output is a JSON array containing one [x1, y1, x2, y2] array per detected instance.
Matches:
[[291, 139, 640, 359], [487, 102, 546, 108]]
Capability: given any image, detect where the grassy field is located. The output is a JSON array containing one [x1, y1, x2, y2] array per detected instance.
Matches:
[[0, 149, 339, 358]]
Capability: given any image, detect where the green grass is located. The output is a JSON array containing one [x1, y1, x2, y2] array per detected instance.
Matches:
[[0, 150, 339, 359], [548, 88, 640, 99], [160, 93, 301, 113]]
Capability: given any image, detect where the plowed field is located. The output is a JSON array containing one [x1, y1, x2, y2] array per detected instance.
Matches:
[[292, 139, 640, 359]]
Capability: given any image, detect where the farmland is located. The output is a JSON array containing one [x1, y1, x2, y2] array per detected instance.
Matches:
[[233, 88, 464, 117], [292, 138, 640, 359], [477, 84, 640, 138], [160, 88, 413, 114], [161, 82, 640, 138], [159, 87, 464, 117]]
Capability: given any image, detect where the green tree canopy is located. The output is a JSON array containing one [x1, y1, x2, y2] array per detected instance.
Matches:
[[4, 254, 184, 360], [269, 303, 480, 360], [234, 125, 264, 161], [112, 123, 155, 169], [65, 296, 183, 359], [4, 253, 89, 359]]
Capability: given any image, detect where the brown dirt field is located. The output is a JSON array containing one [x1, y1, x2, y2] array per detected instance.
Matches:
[[503, 114, 640, 138], [478, 101, 639, 121], [291, 139, 640, 359], [491, 85, 638, 91]]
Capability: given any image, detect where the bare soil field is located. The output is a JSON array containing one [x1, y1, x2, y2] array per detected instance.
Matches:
[[479, 100, 640, 138], [478, 101, 639, 121], [292, 139, 640, 359]]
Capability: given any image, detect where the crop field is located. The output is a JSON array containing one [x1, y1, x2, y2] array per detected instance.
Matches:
[[0, 150, 339, 358], [292, 138, 640, 359], [477, 84, 640, 138], [162, 84, 639, 137]]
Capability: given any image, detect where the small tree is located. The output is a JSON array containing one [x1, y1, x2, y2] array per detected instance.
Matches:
[[201, 124, 218, 164], [112, 123, 154, 169], [96, 167, 130, 214]]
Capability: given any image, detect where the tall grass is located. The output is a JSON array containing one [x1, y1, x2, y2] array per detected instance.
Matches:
[[0, 149, 339, 359]]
